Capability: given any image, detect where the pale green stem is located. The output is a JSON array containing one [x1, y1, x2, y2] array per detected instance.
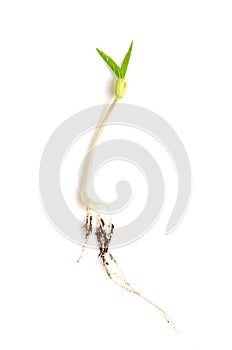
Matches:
[[80, 97, 119, 215]]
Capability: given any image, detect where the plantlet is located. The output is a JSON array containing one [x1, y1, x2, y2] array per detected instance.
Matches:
[[78, 41, 177, 332]]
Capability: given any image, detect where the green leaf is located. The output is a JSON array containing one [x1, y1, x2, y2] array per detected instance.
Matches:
[[96, 48, 121, 78], [120, 41, 133, 79]]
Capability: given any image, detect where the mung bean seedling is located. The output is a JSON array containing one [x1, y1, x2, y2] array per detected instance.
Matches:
[[78, 41, 177, 332]]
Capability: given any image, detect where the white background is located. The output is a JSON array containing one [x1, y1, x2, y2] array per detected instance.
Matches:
[[1, 1, 232, 349]]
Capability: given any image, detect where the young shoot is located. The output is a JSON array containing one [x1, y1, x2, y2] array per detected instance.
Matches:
[[77, 41, 177, 332]]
